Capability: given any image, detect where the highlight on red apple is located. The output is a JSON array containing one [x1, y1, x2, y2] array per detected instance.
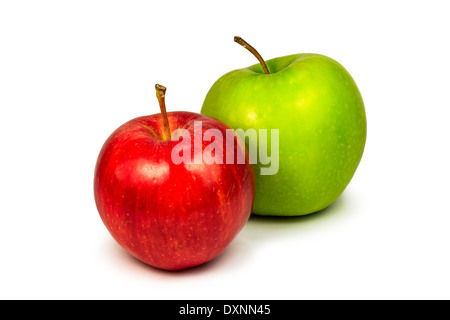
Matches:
[[93, 84, 256, 271]]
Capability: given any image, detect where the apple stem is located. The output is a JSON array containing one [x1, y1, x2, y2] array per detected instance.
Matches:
[[155, 84, 171, 141], [234, 36, 270, 74]]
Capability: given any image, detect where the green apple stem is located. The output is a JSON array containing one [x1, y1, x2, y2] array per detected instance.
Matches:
[[155, 84, 172, 141], [234, 36, 270, 74]]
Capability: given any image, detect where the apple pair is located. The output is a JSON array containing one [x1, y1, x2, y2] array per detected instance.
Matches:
[[94, 37, 367, 270]]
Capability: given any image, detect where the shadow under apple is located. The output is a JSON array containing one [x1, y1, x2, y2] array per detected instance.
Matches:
[[103, 231, 253, 276], [103, 192, 353, 274], [241, 192, 354, 243]]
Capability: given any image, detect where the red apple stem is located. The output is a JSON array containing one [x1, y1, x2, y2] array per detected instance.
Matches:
[[234, 36, 270, 74], [155, 84, 172, 141]]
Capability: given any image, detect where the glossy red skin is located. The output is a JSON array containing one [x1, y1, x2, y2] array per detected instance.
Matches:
[[94, 111, 255, 271]]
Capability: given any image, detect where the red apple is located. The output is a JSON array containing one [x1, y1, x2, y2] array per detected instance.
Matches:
[[94, 85, 255, 270]]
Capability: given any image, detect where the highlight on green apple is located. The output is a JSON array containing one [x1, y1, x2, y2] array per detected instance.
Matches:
[[201, 36, 367, 216]]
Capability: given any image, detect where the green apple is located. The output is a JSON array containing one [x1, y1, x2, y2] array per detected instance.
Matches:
[[201, 37, 366, 216]]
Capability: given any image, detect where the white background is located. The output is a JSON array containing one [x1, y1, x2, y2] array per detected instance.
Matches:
[[1, 0, 449, 300]]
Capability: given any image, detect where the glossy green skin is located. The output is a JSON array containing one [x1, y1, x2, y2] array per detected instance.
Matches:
[[201, 53, 366, 216]]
